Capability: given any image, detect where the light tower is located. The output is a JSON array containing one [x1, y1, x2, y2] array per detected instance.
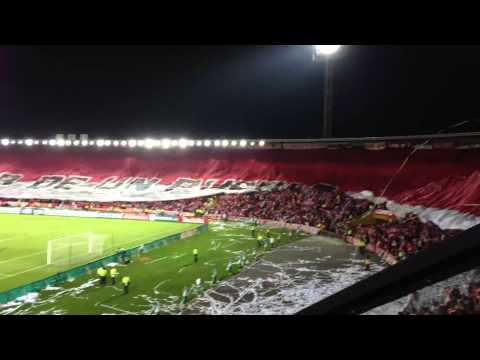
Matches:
[[313, 45, 342, 139]]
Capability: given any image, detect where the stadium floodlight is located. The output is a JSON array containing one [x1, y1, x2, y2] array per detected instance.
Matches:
[[137, 140, 145, 147], [144, 138, 155, 149], [104, 140, 112, 147], [231, 140, 238, 147], [314, 45, 342, 56], [96, 139, 105, 147], [1, 138, 9, 146], [250, 141, 255, 147], [73, 140, 80, 146], [161, 138, 171, 149], [204, 140, 212, 147], [196, 140, 202, 147], [188, 140, 195, 147], [313, 45, 342, 139], [89, 141, 95, 146], [259, 140, 266, 147], [17, 140, 24, 145], [49, 139, 57, 146], [113, 140, 119, 147], [57, 139, 65, 147], [222, 140, 229, 147], [10, 140, 16, 145], [171, 140, 179, 147], [128, 139, 137, 148], [120, 140, 127, 147], [81, 140, 88, 146], [239, 140, 247, 148], [42, 140, 48, 145], [214, 140, 221, 147], [179, 138, 188, 149], [34, 140, 40, 145], [65, 140, 72, 146]]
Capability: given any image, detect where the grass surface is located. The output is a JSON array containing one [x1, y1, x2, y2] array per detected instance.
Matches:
[[0, 214, 198, 292], [2, 221, 307, 315]]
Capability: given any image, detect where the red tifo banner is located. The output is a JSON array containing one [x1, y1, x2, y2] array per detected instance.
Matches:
[[0, 147, 479, 216]]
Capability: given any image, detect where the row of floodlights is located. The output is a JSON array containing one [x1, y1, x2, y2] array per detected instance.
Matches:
[[0, 138, 266, 149]]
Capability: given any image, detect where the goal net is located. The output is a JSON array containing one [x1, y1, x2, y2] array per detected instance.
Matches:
[[46, 232, 108, 266]]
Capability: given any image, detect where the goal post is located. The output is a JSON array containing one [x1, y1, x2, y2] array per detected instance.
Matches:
[[46, 232, 108, 266]]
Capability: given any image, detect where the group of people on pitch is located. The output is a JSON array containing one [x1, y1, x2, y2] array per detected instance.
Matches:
[[96, 265, 131, 294]]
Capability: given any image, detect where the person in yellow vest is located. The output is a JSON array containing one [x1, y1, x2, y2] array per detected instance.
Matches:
[[193, 249, 199, 264], [363, 256, 371, 272], [122, 276, 131, 294], [257, 235, 264, 248], [110, 267, 119, 285], [97, 266, 107, 286]]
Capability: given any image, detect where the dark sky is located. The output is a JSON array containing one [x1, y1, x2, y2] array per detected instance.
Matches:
[[1, 45, 480, 139]]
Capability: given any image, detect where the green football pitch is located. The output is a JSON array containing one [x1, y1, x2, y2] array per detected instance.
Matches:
[[0, 213, 199, 292], [1, 220, 307, 315]]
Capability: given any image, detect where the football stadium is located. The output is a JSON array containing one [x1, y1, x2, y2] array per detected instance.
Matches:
[[1, 45, 480, 316]]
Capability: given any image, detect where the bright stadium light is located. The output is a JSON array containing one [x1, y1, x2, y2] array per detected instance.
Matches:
[[96, 139, 105, 147], [196, 140, 202, 147], [81, 140, 88, 146], [49, 139, 57, 146], [179, 138, 188, 149], [112, 140, 119, 147], [137, 140, 145, 147], [204, 140, 211, 147], [10, 140, 16, 145], [1, 139, 9, 146], [239, 140, 247, 148], [18, 140, 24, 145], [314, 45, 342, 56], [57, 139, 65, 147], [34, 140, 40, 145], [250, 141, 255, 147], [104, 140, 112, 147], [25, 139, 34, 146], [214, 140, 221, 147], [161, 139, 171, 149], [231, 140, 238, 147], [120, 140, 127, 147], [89, 141, 95, 146], [73, 140, 80, 146], [259, 140, 266, 147], [128, 139, 137, 148], [65, 140, 72, 146], [42, 140, 48, 145], [222, 140, 229, 147], [144, 138, 155, 149], [188, 140, 195, 147], [171, 140, 179, 147]]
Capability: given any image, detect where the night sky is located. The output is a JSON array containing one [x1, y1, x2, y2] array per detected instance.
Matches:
[[1, 45, 480, 139]]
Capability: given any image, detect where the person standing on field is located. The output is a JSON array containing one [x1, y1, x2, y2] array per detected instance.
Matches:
[[110, 267, 119, 285], [122, 276, 131, 294], [193, 249, 199, 264], [97, 266, 107, 286]]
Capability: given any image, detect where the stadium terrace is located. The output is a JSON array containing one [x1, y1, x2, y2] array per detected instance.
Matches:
[[1, 133, 480, 315]]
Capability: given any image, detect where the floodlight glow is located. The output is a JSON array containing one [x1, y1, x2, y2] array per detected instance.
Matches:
[[65, 140, 72, 146], [49, 139, 57, 146], [113, 140, 120, 147], [196, 140, 202, 147], [10, 140, 16, 145], [179, 139, 188, 149], [231, 140, 238, 147], [81, 140, 89, 146], [89, 141, 95, 146], [104, 140, 112, 147], [314, 45, 342, 56], [171, 140, 179, 147], [128, 139, 137, 148], [204, 140, 211, 147], [73, 140, 80, 146], [188, 140, 195, 147], [96, 139, 105, 147], [137, 140, 145, 147], [18, 140, 24, 145], [259, 140, 266, 147], [145, 139, 155, 149], [56, 139, 65, 147], [250, 141, 255, 146], [222, 140, 229, 147], [161, 139, 171, 149], [154, 140, 161, 147], [120, 140, 127, 147], [240, 140, 247, 147], [42, 140, 48, 145], [1, 139, 9, 146], [214, 140, 221, 147], [34, 140, 40, 145]]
